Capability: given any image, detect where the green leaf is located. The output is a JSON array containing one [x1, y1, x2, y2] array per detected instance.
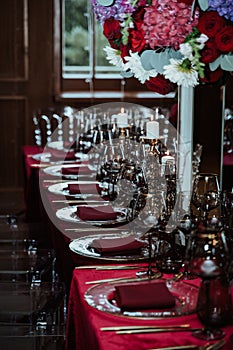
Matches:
[[197, 0, 209, 11], [220, 55, 233, 71], [97, 0, 114, 6], [140, 50, 156, 70], [120, 70, 133, 78], [141, 49, 182, 73], [209, 56, 222, 71]]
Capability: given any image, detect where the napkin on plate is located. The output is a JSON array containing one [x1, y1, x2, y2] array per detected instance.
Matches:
[[67, 183, 101, 195], [50, 149, 76, 160], [90, 235, 146, 254], [61, 165, 91, 175], [114, 281, 176, 310], [76, 205, 118, 221]]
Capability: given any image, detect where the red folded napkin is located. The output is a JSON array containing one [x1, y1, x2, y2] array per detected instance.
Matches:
[[115, 281, 176, 310], [67, 183, 101, 195], [76, 205, 118, 221], [61, 165, 91, 175], [50, 149, 76, 160], [90, 236, 146, 254]]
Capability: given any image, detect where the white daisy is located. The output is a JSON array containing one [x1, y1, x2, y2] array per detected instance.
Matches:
[[163, 58, 199, 87], [124, 51, 158, 84], [103, 46, 124, 69]]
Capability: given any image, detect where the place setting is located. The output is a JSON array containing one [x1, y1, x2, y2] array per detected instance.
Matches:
[[47, 180, 108, 199], [69, 231, 149, 262], [84, 276, 199, 319], [56, 202, 129, 226], [43, 163, 96, 179]]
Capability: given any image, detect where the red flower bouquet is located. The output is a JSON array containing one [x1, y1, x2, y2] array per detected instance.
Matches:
[[91, 0, 233, 94]]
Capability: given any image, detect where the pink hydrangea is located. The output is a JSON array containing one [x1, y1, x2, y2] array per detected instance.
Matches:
[[142, 0, 199, 50]]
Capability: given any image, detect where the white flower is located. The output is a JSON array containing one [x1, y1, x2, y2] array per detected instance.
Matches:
[[179, 43, 194, 60], [163, 58, 199, 87], [196, 33, 209, 50], [103, 46, 124, 68], [124, 51, 158, 83]]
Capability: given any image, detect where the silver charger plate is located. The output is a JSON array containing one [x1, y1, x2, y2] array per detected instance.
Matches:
[[43, 164, 96, 178], [31, 152, 51, 162], [84, 279, 198, 319], [47, 181, 103, 197], [47, 141, 65, 150], [69, 233, 148, 261], [56, 205, 128, 225]]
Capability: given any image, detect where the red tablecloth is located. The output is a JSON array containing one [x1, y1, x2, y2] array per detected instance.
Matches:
[[22, 145, 233, 350], [66, 268, 233, 350], [22, 146, 134, 290], [223, 153, 233, 167]]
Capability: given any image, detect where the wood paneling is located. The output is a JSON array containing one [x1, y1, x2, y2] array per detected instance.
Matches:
[[0, 0, 28, 80], [0, 97, 26, 187], [0, 0, 54, 190]]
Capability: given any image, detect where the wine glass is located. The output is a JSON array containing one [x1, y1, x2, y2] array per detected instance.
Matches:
[[192, 173, 220, 223], [187, 229, 232, 340], [135, 189, 167, 278], [172, 191, 199, 280], [155, 227, 184, 276], [97, 143, 124, 200]]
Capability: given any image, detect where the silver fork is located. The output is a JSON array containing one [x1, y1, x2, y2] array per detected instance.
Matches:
[[147, 339, 226, 350]]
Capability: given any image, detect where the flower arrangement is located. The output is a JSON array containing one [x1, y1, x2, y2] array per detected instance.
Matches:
[[91, 0, 233, 94]]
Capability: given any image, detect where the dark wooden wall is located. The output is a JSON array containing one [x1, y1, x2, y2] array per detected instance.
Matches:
[[0, 0, 232, 193], [0, 0, 54, 191]]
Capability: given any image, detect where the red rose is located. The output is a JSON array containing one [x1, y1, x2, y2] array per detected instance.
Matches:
[[197, 11, 226, 38], [108, 39, 121, 50], [128, 28, 146, 53], [145, 75, 176, 95], [132, 7, 145, 30], [199, 66, 224, 84], [177, 0, 193, 4], [215, 26, 233, 53], [200, 39, 221, 64], [103, 18, 122, 40], [137, 0, 147, 6], [120, 44, 130, 61]]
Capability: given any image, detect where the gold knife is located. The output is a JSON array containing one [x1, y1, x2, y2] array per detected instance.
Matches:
[[85, 273, 161, 285], [76, 265, 142, 270], [147, 346, 198, 350], [148, 339, 226, 350], [101, 324, 191, 331], [116, 327, 201, 334]]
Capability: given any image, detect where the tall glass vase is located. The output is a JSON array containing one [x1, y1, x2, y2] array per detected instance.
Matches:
[[177, 86, 194, 194], [176, 84, 225, 194]]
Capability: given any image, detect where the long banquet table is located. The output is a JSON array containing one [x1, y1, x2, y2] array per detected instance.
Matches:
[[22, 144, 233, 350]]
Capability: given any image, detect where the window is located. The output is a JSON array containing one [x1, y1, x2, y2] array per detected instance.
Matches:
[[54, 0, 174, 105], [63, 0, 120, 78]]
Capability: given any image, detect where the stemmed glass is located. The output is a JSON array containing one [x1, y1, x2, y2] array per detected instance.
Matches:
[[97, 143, 124, 200], [135, 189, 167, 278], [192, 173, 220, 223], [175, 191, 196, 280], [187, 229, 232, 340]]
